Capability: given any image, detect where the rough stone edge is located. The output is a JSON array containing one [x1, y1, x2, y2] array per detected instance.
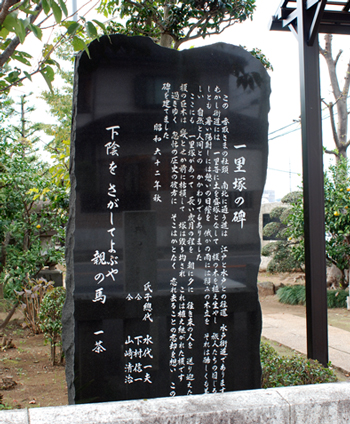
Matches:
[[61, 51, 81, 406], [4, 383, 348, 424]]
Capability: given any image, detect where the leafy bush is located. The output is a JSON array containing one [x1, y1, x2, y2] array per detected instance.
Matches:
[[39, 286, 66, 365], [260, 341, 337, 388], [277, 285, 348, 308]]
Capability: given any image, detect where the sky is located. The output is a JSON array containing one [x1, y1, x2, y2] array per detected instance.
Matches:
[[12, 0, 350, 201], [184, 0, 350, 201], [180, 0, 303, 200]]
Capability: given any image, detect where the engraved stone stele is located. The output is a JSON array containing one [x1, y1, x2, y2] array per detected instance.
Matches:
[[63, 34, 270, 404]]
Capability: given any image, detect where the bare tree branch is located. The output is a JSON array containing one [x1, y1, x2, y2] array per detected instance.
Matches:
[[342, 60, 350, 99], [321, 34, 342, 101], [324, 149, 339, 158], [328, 102, 340, 148], [320, 34, 350, 158], [335, 49, 343, 67]]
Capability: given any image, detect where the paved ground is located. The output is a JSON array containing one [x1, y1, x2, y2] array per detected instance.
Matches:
[[261, 306, 350, 373]]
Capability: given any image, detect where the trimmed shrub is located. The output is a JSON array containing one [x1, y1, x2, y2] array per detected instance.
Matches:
[[260, 341, 337, 388], [262, 242, 302, 273]]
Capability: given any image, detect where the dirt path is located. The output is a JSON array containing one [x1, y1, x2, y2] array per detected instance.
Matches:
[[0, 317, 67, 409], [259, 272, 350, 332], [261, 295, 350, 332]]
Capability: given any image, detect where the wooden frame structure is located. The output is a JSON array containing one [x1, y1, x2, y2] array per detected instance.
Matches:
[[270, 0, 350, 366]]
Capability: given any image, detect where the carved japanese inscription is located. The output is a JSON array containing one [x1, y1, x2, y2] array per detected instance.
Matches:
[[64, 35, 270, 404]]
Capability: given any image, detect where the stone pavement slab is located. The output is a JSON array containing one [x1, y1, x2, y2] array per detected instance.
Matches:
[[262, 313, 350, 372]]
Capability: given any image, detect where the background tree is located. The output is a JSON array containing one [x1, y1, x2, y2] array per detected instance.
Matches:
[[38, 0, 271, 193], [0, 94, 68, 300], [0, 0, 272, 94], [0, 0, 108, 93], [285, 158, 350, 288], [320, 34, 350, 159], [40, 54, 73, 190], [99, 0, 256, 49], [263, 35, 350, 280]]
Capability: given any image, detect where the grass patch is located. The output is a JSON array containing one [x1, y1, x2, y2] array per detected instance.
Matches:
[[327, 290, 348, 308], [276, 285, 306, 305], [277, 285, 348, 308], [260, 341, 337, 388]]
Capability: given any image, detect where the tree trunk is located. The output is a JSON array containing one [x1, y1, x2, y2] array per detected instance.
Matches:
[[159, 4, 173, 48]]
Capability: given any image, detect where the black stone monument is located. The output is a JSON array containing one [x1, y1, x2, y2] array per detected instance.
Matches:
[[63, 35, 270, 404]]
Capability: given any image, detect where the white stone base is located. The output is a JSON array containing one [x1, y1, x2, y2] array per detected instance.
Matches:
[[1, 383, 349, 424]]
